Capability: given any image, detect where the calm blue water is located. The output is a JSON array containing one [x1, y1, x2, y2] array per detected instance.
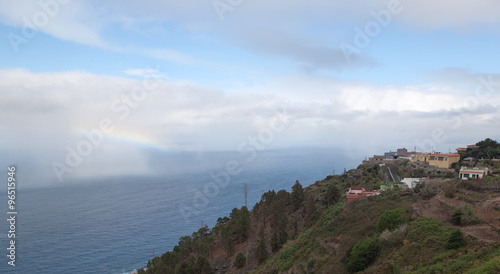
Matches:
[[0, 149, 360, 273]]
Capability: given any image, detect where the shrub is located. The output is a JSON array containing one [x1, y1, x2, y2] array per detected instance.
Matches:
[[377, 208, 406, 233], [445, 184, 456, 198], [446, 229, 465, 250], [468, 256, 500, 274], [234, 253, 246, 269], [452, 205, 481, 225], [407, 217, 446, 247], [347, 237, 380, 273], [379, 224, 407, 247]]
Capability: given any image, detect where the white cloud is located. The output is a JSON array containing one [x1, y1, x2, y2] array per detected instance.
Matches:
[[401, 0, 500, 31], [2, 68, 499, 185], [3, 1, 500, 66]]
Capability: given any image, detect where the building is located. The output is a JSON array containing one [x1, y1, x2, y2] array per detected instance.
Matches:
[[347, 187, 381, 203], [428, 153, 460, 169], [384, 151, 397, 160], [459, 167, 489, 180], [456, 148, 467, 152], [399, 152, 419, 160], [401, 178, 423, 189], [397, 148, 408, 156], [411, 153, 429, 163], [363, 155, 385, 165]]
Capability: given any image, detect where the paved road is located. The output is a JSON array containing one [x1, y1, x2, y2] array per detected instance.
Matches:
[[387, 165, 401, 182], [380, 164, 400, 183], [380, 164, 391, 183]]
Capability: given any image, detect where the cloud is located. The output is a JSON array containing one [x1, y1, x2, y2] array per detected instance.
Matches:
[[2, 68, 500, 185], [230, 28, 376, 71], [143, 49, 202, 66], [3, 0, 500, 49], [3, 0, 500, 73], [122, 68, 169, 80], [400, 0, 500, 31], [0, 0, 109, 48]]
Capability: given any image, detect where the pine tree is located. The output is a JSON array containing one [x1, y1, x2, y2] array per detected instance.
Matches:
[[304, 195, 318, 227], [325, 184, 340, 207], [256, 229, 268, 263], [291, 180, 305, 211]]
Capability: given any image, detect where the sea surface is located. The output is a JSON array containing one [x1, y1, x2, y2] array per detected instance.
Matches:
[[0, 149, 361, 273]]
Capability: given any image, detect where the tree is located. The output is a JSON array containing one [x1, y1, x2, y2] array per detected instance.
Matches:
[[324, 184, 341, 207], [195, 257, 214, 273], [230, 206, 251, 241], [271, 231, 280, 252], [304, 195, 318, 227], [256, 229, 268, 264], [347, 237, 380, 273], [377, 208, 406, 233], [446, 229, 465, 250], [291, 180, 305, 211], [234, 253, 246, 268], [221, 225, 234, 254], [216, 216, 230, 226]]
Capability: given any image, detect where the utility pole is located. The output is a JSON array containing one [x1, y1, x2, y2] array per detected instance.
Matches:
[[243, 183, 248, 208]]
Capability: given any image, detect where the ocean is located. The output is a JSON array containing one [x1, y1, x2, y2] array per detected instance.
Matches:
[[0, 149, 361, 273]]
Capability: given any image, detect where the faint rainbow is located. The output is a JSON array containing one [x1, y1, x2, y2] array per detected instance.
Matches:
[[74, 128, 171, 151]]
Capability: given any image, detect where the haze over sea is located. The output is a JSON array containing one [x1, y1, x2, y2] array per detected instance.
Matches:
[[0, 149, 360, 274]]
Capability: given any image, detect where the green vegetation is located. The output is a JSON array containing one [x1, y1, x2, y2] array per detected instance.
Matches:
[[468, 256, 500, 274], [460, 138, 500, 160], [324, 183, 341, 206], [234, 253, 246, 268], [446, 229, 465, 250], [452, 205, 482, 225], [255, 229, 268, 264], [377, 207, 407, 233], [291, 180, 304, 211], [138, 138, 500, 274], [347, 237, 380, 273]]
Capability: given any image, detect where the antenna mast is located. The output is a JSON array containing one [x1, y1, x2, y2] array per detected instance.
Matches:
[[243, 183, 248, 208]]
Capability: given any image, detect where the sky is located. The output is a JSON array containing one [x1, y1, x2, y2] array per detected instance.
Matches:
[[1, 0, 500, 186]]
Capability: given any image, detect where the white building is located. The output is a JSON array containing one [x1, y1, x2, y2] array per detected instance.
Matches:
[[401, 178, 423, 189], [459, 167, 489, 180]]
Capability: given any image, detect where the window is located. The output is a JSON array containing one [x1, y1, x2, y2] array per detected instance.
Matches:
[[438, 156, 444, 161]]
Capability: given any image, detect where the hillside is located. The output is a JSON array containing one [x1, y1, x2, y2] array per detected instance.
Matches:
[[138, 139, 500, 274]]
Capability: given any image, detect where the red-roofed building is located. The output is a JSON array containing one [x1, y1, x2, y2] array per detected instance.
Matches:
[[347, 187, 381, 203]]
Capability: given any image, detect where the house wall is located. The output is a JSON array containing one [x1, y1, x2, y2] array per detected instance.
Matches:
[[428, 154, 460, 169], [459, 168, 488, 180], [460, 172, 484, 179], [411, 154, 428, 163]]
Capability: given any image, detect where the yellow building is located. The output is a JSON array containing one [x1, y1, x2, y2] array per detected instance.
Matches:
[[427, 153, 460, 169], [411, 153, 429, 163]]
